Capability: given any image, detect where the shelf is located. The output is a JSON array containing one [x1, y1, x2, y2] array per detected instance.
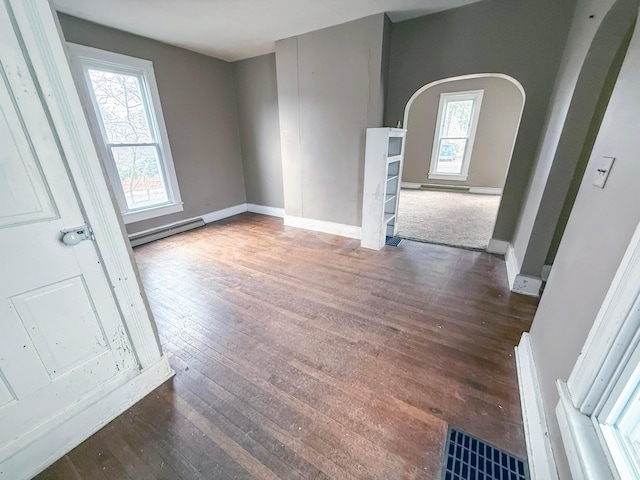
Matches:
[[362, 127, 406, 250]]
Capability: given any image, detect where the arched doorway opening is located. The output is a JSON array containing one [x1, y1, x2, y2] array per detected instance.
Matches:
[[516, 0, 639, 281], [397, 74, 525, 250]]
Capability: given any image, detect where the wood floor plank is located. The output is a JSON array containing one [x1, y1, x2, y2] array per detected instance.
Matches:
[[165, 348, 352, 480], [37, 213, 537, 479], [151, 285, 515, 444]]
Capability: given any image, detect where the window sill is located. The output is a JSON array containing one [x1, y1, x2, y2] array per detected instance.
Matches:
[[556, 380, 614, 479], [428, 173, 468, 181], [122, 202, 184, 225]]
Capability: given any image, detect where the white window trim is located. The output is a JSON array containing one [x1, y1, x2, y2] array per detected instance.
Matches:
[[428, 89, 484, 182], [66, 43, 183, 224], [556, 220, 640, 479]]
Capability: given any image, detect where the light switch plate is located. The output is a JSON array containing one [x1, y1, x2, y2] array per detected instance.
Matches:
[[592, 156, 615, 188]]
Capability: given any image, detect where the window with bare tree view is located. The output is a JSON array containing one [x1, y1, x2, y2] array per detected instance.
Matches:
[[70, 45, 182, 224], [429, 90, 484, 181], [88, 69, 168, 209]]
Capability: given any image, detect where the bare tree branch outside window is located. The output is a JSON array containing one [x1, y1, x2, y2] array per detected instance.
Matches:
[[88, 69, 168, 209]]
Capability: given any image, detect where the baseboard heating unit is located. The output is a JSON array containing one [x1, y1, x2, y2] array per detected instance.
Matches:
[[128, 218, 205, 247]]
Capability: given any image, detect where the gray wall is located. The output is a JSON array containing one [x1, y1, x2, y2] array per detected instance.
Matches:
[[386, 0, 577, 242], [546, 17, 634, 267], [232, 54, 284, 208], [512, 0, 638, 277], [57, 13, 246, 234], [528, 13, 640, 477], [275, 14, 387, 227], [402, 77, 523, 189]]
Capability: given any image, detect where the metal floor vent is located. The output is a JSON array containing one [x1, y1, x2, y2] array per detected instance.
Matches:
[[385, 236, 403, 247], [443, 428, 528, 480]]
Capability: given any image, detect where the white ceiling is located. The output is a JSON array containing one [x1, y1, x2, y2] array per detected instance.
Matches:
[[52, 0, 482, 62]]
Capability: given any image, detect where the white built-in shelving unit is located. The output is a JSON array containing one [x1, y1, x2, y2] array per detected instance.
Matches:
[[361, 127, 407, 250]]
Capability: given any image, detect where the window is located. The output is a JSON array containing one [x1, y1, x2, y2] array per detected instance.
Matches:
[[557, 221, 640, 479], [68, 44, 182, 224], [429, 90, 483, 181], [597, 340, 640, 478]]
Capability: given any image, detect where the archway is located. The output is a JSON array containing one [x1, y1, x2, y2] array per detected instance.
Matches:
[[516, 0, 639, 280], [397, 74, 525, 250]]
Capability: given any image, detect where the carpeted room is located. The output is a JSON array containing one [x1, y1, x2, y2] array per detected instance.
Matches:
[[396, 73, 524, 252], [397, 188, 501, 249]]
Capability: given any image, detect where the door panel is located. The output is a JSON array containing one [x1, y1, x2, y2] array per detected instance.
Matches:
[[0, 68, 57, 227], [10, 276, 110, 379], [0, 3, 138, 453], [0, 375, 14, 410]]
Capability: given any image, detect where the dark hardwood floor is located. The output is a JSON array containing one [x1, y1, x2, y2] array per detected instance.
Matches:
[[37, 213, 538, 479]]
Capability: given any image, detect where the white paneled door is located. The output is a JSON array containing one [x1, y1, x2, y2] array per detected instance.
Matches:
[[0, 2, 138, 459]]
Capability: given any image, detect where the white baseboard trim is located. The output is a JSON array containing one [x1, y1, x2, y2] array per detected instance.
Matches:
[[401, 182, 423, 189], [128, 203, 247, 240], [428, 173, 468, 181], [247, 203, 285, 218], [513, 274, 543, 297], [201, 203, 248, 224], [515, 333, 559, 480], [3, 356, 174, 480], [487, 238, 509, 255], [469, 187, 502, 195], [504, 245, 542, 296], [284, 215, 361, 240], [422, 183, 468, 191]]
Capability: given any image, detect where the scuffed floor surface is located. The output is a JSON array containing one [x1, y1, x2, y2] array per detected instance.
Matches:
[[37, 213, 537, 479]]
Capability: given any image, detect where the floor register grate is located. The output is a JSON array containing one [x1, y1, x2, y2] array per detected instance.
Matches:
[[442, 428, 529, 480], [385, 236, 403, 247]]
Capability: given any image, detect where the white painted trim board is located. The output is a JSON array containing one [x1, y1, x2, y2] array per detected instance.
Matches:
[[401, 182, 423, 189], [400, 183, 502, 196], [284, 215, 361, 239], [127, 205, 363, 247], [513, 274, 543, 297], [556, 381, 614, 479], [515, 333, 559, 480], [127, 203, 286, 244], [487, 238, 509, 255], [505, 245, 542, 297], [201, 204, 248, 223], [247, 204, 285, 218], [468, 187, 503, 195], [127, 203, 247, 245], [2, 356, 174, 480]]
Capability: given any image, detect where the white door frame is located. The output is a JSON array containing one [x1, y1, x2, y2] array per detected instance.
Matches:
[[10, 0, 162, 369], [1, 1, 173, 477]]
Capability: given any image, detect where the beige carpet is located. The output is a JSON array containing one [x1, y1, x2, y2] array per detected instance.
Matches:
[[396, 189, 501, 249]]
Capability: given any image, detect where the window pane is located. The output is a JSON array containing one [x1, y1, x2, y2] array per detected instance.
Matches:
[[110, 145, 168, 209], [87, 69, 153, 144], [435, 139, 467, 174], [598, 341, 640, 478], [442, 100, 474, 138]]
